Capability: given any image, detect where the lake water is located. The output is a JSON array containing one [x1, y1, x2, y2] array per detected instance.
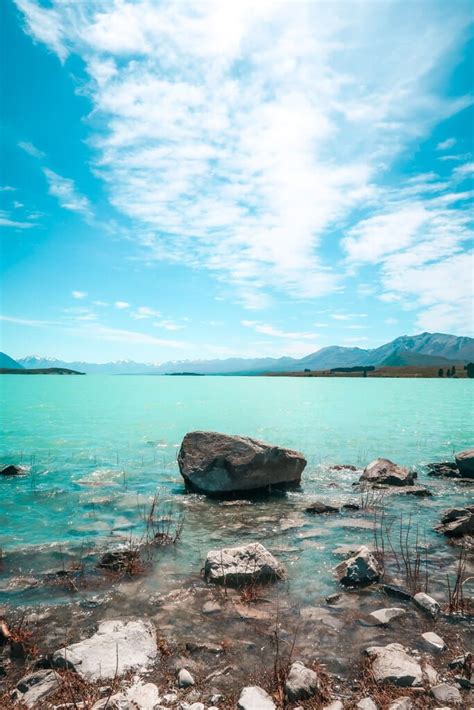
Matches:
[[1, 375, 473, 610]]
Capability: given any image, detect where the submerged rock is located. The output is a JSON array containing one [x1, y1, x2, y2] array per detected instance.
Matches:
[[13, 669, 60, 708], [427, 461, 460, 478], [0, 464, 27, 477], [335, 545, 381, 587], [285, 661, 320, 701], [368, 607, 406, 625], [305, 501, 340, 514], [365, 643, 423, 687], [455, 448, 474, 478], [204, 542, 285, 587], [178, 431, 306, 495], [435, 506, 474, 537], [237, 686, 275, 709], [53, 619, 157, 680], [97, 548, 139, 572], [360, 458, 415, 487]]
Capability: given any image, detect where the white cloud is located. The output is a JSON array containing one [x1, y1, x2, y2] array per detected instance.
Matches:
[[43, 168, 92, 218], [72, 290, 87, 299], [436, 137, 456, 150], [331, 313, 368, 321], [130, 306, 161, 319], [13, 201, 24, 209], [0, 186, 16, 192], [0, 213, 36, 229], [14, 0, 472, 314], [114, 301, 130, 309], [18, 140, 45, 159], [241, 320, 318, 340]]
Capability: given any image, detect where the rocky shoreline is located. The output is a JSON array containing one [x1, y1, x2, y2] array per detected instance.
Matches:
[[0, 434, 473, 709]]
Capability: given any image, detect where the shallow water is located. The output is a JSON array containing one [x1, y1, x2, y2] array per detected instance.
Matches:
[[1, 375, 473, 611]]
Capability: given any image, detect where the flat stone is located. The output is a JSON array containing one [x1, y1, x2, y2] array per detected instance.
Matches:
[[202, 600, 221, 614], [369, 607, 406, 625], [388, 699, 413, 710], [365, 643, 423, 687], [91, 681, 160, 710], [53, 619, 157, 680], [323, 702, 344, 710], [422, 631, 445, 652], [178, 431, 306, 494], [431, 683, 462, 704], [237, 686, 276, 709], [14, 669, 60, 708], [285, 661, 319, 701], [413, 592, 440, 619], [436, 506, 474, 537], [427, 462, 460, 478], [204, 542, 285, 587]]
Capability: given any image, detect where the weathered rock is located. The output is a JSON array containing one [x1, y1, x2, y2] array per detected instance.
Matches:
[[305, 501, 340, 514], [365, 643, 423, 687], [1, 464, 26, 476], [237, 686, 275, 709], [435, 506, 474, 537], [13, 669, 60, 708], [53, 619, 157, 680], [285, 661, 319, 701], [342, 502, 361, 511], [204, 542, 285, 587], [356, 699, 378, 710], [402, 485, 432, 497], [323, 702, 344, 710], [335, 545, 381, 587], [422, 631, 445, 652], [448, 652, 472, 669], [360, 458, 415, 487], [388, 699, 413, 710], [97, 548, 139, 572], [178, 431, 306, 495], [202, 600, 221, 615], [413, 591, 440, 619], [177, 668, 195, 688], [431, 683, 462, 704], [368, 607, 406, 625], [455, 448, 474, 478], [91, 681, 160, 710], [427, 462, 460, 478]]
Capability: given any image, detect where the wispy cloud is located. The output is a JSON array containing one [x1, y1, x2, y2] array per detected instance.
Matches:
[[436, 137, 456, 151], [241, 320, 318, 340], [130, 306, 161, 320], [0, 213, 36, 229], [18, 140, 45, 159], [43, 168, 92, 218], [72, 290, 87, 300], [114, 301, 130, 309]]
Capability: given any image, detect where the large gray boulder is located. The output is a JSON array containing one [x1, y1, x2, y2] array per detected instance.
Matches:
[[204, 542, 285, 587], [365, 643, 423, 687], [360, 458, 415, 487], [435, 506, 474, 538], [178, 431, 306, 495], [53, 619, 157, 680], [455, 448, 474, 478], [335, 545, 381, 587]]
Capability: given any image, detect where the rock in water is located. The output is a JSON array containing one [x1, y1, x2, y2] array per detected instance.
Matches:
[[369, 607, 406, 625], [285, 661, 320, 701], [455, 449, 474, 478], [178, 431, 306, 495], [53, 619, 157, 680], [335, 545, 381, 587], [435, 506, 474, 537], [237, 686, 275, 709], [365, 643, 423, 687], [305, 501, 340, 514], [204, 542, 285, 587], [360, 458, 415, 486], [413, 592, 440, 619], [0, 464, 26, 477]]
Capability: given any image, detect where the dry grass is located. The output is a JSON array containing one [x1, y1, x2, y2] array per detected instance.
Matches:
[[445, 543, 473, 616]]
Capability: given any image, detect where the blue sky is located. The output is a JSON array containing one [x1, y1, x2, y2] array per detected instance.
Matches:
[[1, 0, 473, 363]]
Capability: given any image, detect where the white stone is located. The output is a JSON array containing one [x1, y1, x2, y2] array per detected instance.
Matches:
[[388, 699, 413, 710], [204, 542, 285, 586], [413, 592, 440, 619], [91, 681, 160, 709], [177, 668, 195, 688], [422, 631, 446, 652], [285, 661, 319, 701], [356, 699, 378, 710], [369, 607, 405, 625], [14, 670, 60, 708], [323, 703, 344, 710], [54, 619, 157, 681], [237, 686, 276, 709], [365, 643, 423, 687], [431, 683, 462, 704]]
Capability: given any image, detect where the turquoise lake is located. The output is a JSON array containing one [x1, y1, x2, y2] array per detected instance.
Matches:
[[1, 375, 473, 607]]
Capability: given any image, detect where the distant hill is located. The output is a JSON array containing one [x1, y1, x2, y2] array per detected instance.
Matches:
[[11, 331, 474, 375], [0, 352, 23, 369], [0, 367, 84, 375]]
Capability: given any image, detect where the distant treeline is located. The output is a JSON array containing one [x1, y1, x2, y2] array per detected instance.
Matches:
[[330, 366, 376, 373]]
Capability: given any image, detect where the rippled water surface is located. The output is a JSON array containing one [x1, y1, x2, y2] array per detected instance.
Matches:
[[1, 375, 473, 609]]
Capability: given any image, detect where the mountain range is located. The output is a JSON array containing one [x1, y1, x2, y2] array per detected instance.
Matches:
[[3, 332, 473, 375]]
